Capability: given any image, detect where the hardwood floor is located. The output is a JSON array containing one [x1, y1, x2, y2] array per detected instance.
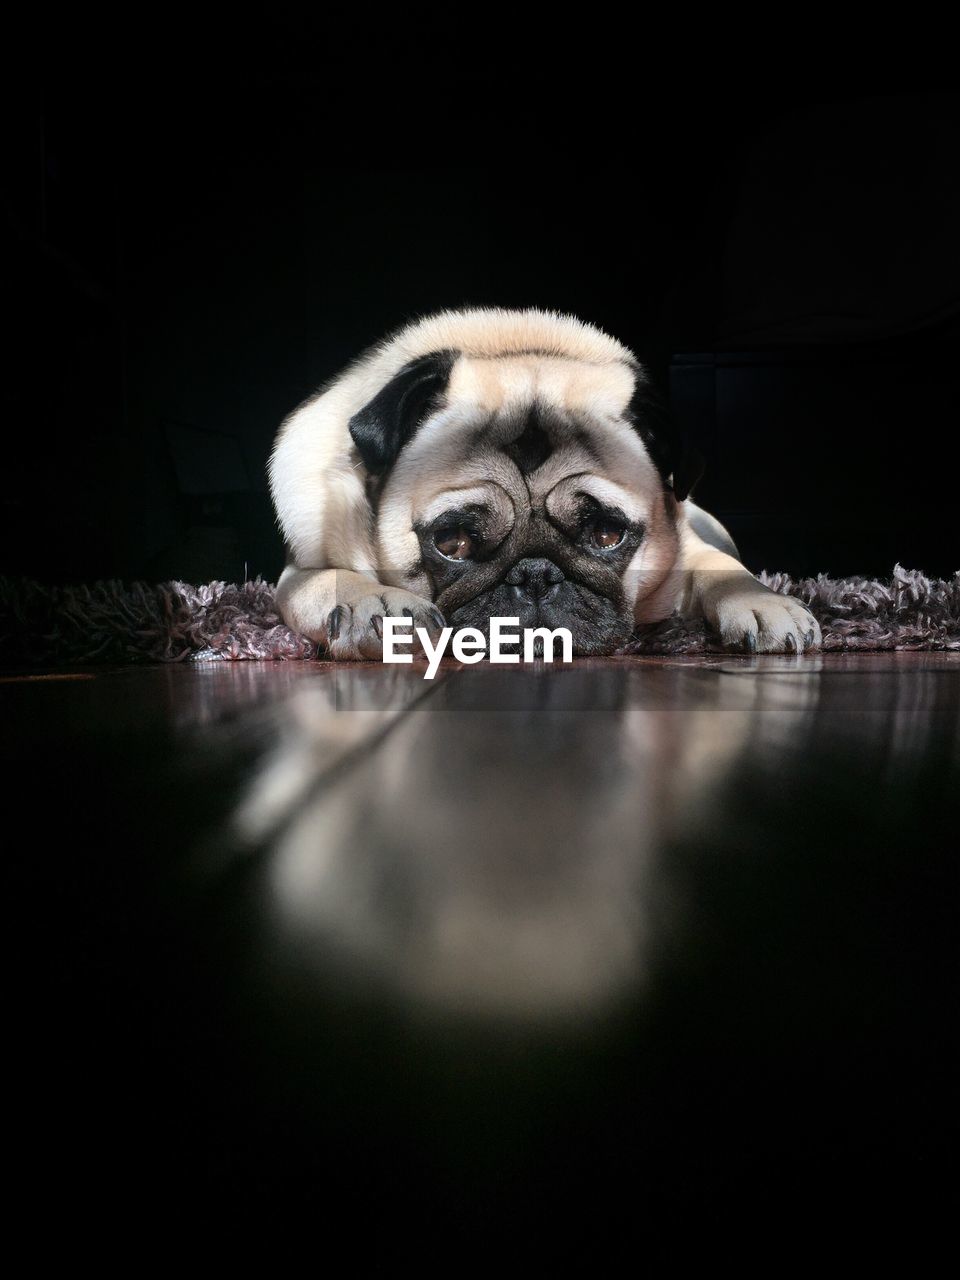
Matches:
[[4, 653, 957, 1258]]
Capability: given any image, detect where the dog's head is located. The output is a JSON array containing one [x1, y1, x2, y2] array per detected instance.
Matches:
[[348, 332, 700, 655]]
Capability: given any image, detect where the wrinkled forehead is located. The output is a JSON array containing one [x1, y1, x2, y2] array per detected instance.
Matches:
[[386, 353, 659, 515]]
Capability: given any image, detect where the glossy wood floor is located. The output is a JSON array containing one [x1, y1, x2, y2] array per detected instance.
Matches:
[[4, 653, 958, 1260]]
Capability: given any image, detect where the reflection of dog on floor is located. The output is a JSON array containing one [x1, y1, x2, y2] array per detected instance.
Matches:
[[241, 663, 823, 1020], [269, 309, 821, 656]]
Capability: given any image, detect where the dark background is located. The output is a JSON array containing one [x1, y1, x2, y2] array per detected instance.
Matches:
[[3, 52, 959, 586]]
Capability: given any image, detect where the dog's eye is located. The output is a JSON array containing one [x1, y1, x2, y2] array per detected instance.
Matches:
[[434, 526, 475, 560], [589, 519, 625, 549]]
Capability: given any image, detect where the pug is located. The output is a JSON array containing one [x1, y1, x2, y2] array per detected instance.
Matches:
[[268, 308, 821, 658]]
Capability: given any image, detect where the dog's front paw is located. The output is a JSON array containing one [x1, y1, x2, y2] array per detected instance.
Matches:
[[704, 577, 821, 654], [326, 587, 444, 661]]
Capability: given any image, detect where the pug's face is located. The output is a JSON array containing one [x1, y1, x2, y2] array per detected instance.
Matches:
[[364, 353, 685, 655]]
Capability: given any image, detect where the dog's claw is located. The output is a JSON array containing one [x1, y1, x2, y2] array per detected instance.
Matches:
[[371, 614, 384, 639], [327, 604, 347, 642], [804, 628, 815, 647], [744, 632, 757, 654], [785, 633, 797, 653], [429, 607, 445, 630]]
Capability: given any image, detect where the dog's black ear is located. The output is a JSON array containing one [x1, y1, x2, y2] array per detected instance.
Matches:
[[348, 350, 456, 476], [625, 376, 704, 501]]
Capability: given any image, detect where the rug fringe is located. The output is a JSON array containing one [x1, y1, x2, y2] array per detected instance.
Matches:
[[2, 567, 957, 664]]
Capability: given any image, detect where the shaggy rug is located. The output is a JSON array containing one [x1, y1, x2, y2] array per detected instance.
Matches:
[[0, 566, 957, 665]]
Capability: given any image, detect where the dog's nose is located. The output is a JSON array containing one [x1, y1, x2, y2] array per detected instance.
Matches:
[[506, 557, 565, 604]]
